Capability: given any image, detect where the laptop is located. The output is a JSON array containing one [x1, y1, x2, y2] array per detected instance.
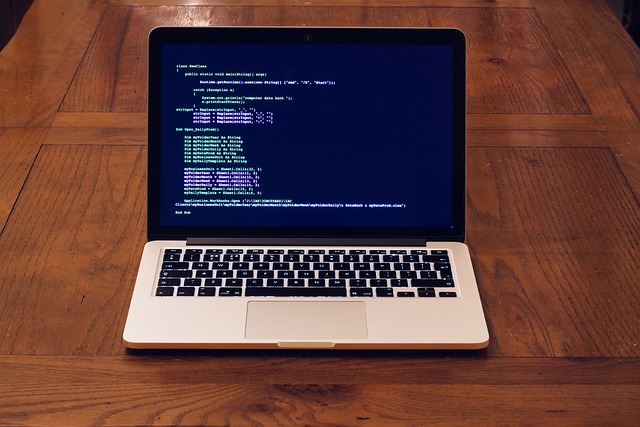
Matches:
[[123, 26, 489, 350]]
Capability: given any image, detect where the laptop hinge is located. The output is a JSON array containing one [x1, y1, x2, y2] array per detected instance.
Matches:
[[187, 237, 427, 247]]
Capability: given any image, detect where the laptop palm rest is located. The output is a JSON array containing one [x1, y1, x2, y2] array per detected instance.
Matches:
[[245, 301, 368, 344]]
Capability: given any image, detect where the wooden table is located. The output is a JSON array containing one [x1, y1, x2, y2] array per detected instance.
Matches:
[[1, 0, 639, 424]]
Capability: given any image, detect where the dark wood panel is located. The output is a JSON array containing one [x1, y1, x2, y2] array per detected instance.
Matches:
[[0, 144, 147, 356], [467, 147, 640, 357], [429, 7, 589, 115], [0, 128, 46, 227], [62, 5, 590, 118], [0, 356, 638, 426]]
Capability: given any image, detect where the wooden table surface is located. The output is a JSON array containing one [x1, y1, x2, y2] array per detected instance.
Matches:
[[1, 0, 639, 425]]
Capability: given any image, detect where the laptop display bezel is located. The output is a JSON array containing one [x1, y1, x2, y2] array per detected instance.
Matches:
[[146, 26, 467, 242]]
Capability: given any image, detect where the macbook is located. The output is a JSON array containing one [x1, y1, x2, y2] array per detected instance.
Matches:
[[123, 26, 489, 349]]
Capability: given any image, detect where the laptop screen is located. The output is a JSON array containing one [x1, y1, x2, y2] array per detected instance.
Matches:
[[148, 27, 466, 241]]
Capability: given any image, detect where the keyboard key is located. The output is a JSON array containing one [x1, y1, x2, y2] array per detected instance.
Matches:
[[245, 288, 347, 297], [376, 288, 394, 297], [219, 288, 242, 296], [198, 287, 217, 296], [418, 288, 436, 297], [439, 291, 458, 297], [156, 287, 175, 296], [397, 291, 415, 297], [177, 287, 196, 296], [411, 279, 455, 288], [350, 288, 373, 297]]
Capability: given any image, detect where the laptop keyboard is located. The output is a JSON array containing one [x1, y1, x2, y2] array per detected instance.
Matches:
[[155, 248, 458, 298]]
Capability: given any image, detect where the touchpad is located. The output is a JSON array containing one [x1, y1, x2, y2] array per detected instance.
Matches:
[[245, 301, 368, 340]]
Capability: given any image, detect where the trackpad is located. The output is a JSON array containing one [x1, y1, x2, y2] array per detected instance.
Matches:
[[245, 301, 368, 340]]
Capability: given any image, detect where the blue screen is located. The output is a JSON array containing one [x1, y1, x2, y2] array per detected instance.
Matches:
[[158, 43, 454, 229]]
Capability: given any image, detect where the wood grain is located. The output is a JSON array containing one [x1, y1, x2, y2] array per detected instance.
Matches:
[[0, 128, 45, 227], [0, 144, 147, 356], [0, 356, 637, 426], [468, 147, 640, 357], [0, 0, 107, 126]]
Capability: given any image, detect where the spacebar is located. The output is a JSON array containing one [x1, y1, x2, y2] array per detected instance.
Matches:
[[245, 287, 348, 297]]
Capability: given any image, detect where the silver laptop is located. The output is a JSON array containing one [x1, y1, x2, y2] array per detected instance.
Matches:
[[123, 26, 489, 349]]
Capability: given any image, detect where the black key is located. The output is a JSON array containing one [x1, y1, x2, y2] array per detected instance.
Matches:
[[273, 262, 290, 270], [267, 279, 285, 287], [308, 279, 326, 287], [334, 263, 351, 271], [349, 279, 367, 287], [176, 287, 196, 296], [288, 249, 305, 254], [424, 255, 450, 263], [287, 279, 305, 287], [397, 291, 415, 297], [183, 253, 201, 262], [313, 263, 331, 270], [264, 254, 281, 262], [192, 262, 209, 270], [411, 279, 455, 288], [318, 271, 335, 279], [268, 249, 285, 254], [309, 249, 325, 254], [158, 278, 180, 287], [420, 271, 438, 279], [226, 249, 244, 254], [246, 279, 264, 287], [219, 288, 242, 296], [418, 288, 436, 297], [164, 249, 182, 254], [277, 271, 295, 278], [349, 250, 367, 254], [414, 263, 431, 270], [225, 279, 243, 287], [329, 249, 345, 254], [373, 263, 391, 270], [379, 271, 396, 279], [393, 263, 411, 271], [439, 291, 458, 298], [298, 271, 315, 279], [198, 287, 216, 296], [363, 255, 380, 262], [155, 287, 175, 296], [194, 270, 212, 278], [245, 288, 347, 297], [293, 262, 310, 270], [350, 288, 373, 297], [358, 271, 376, 279], [339, 271, 356, 279], [236, 270, 254, 279], [354, 263, 370, 270], [205, 249, 223, 254], [370, 279, 388, 287], [284, 254, 301, 262], [223, 254, 241, 262], [204, 279, 223, 286], [211, 262, 230, 270], [411, 250, 429, 254], [343, 254, 360, 262], [162, 262, 189, 270], [370, 250, 387, 254], [383, 255, 400, 262], [184, 278, 202, 286], [163, 253, 182, 262], [328, 279, 346, 287], [243, 254, 262, 262], [247, 249, 264, 254], [303, 254, 321, 262], [253, 262, 270, 270], [323, 255, 341, 262], [257, 270, 274, 278], [431, 250, 448, 255], [403, 255, 420, 262], [203, 254, 221, 262], [399, 271, 417, 279], [376, 288, 394, 297], [391, 279, 409, 287], [216, 270, 234, 278], [160, 270, 192, 278]]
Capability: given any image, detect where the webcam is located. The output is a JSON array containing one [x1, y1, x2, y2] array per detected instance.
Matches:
[[304, 33, 312, 42]]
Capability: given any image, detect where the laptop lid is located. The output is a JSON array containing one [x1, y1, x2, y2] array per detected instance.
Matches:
[[147, 27, 466, 243]]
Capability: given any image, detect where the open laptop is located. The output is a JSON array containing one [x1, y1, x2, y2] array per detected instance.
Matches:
[[123, 26, 489, 349]]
